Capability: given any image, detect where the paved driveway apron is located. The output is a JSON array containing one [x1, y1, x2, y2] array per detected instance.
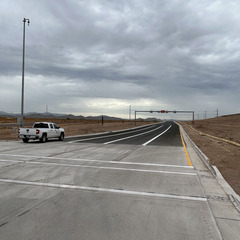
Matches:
[[0, 122, 225, 239]]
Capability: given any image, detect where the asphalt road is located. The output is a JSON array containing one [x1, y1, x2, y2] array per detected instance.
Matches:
[[67, 122, 181, 146], [0, 121, 239, 239]]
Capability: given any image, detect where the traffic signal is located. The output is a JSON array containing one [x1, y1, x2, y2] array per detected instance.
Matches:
[[160, 110, 166, 113]]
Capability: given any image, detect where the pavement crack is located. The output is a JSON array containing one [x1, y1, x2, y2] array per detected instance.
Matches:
[[215, 217, 240, 222], [207, 195, 230, 202], [18, 209, 30, 217], [47, 145, 94, 158], [112, 146, 141, 162], [0, 221, 8, 228]]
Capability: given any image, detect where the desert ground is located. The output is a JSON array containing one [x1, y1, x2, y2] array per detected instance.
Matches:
[[0, 115, 239, 195]]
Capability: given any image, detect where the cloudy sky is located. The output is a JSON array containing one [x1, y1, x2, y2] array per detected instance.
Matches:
[[1, 0, 240, 119]]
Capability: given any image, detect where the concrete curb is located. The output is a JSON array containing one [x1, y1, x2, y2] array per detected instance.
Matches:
[[178, 124, 240, 213]]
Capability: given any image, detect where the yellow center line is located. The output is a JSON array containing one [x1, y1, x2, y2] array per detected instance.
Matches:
[[179, 127, 192, 167]]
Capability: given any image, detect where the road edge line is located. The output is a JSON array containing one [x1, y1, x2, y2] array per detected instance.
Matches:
[[179, 126, 192, 167]]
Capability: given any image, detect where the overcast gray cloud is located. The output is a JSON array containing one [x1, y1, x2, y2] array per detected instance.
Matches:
[[1, 0, 240, 119]]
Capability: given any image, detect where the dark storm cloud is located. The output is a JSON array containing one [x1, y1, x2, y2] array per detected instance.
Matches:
[[28, 64, 153, 84], [1, 0, 240, 117]]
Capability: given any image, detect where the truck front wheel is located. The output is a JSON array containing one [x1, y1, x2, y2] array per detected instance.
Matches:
[[40, 134, 47, 143], [59, 132, 64, 141]]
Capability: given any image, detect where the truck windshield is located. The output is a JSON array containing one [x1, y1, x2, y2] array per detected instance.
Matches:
[[33, 123, 49, 128]]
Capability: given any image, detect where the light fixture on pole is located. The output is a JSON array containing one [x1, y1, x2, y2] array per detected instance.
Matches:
[[20, 18, 30, 127]]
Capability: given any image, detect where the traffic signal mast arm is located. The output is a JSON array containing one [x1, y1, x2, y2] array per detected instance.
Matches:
[[134, 110, 195, 124], [134, 110, 194, 114]]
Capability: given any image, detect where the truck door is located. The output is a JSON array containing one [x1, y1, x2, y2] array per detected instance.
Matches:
[[53, 124, 61, 137], [48, 124, 55, 138]]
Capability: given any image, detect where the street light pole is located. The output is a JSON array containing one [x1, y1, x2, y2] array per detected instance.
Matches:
[[129, 105, 131, 120], [20, 18, 30, 127]]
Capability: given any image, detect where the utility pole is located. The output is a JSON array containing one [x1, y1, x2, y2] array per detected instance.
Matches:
[[20, 18, 30, 127], [129, 105, 131, 120], [135, 110, 137, 126]]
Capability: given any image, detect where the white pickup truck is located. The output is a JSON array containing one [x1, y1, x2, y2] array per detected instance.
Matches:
[[18, 122, 65, 143]]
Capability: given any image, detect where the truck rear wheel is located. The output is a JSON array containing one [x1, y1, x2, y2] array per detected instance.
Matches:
[[22, 138, 29, 143], [40, 134, 47, 143]]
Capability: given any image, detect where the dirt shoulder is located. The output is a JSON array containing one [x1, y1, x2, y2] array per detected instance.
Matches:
[[179, 114, 240, 195]]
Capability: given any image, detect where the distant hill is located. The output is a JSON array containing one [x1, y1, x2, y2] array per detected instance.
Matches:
[[0, 111, 158, 121], [0, 111, 18, 117]]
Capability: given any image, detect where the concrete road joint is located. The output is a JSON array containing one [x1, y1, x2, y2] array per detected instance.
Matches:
[[0, 153, 193, 169], [0, 178, 207, 202], [0, 159, 196, 176], [178, 124, 240, 213]]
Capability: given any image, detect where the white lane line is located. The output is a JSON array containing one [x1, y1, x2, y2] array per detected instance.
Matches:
[[0, 154, 194, 169], [11, 160, 197, 175], [104, 125, 164, 144], [0, 159, 22, 163], [68, 124, 155, 143], [143, 125, 172, 146], [0, 178, 207, 202]]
